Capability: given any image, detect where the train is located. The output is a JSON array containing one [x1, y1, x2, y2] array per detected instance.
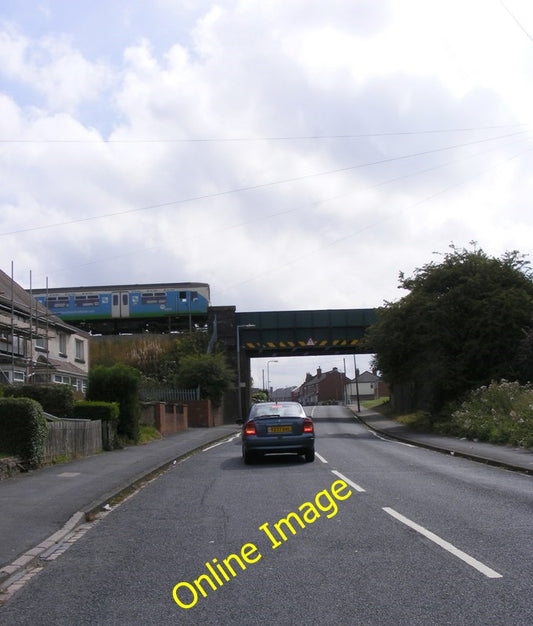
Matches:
[[30, 282, 210, 334]]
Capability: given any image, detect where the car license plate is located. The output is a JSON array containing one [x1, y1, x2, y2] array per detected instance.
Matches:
[[268, 425, 292, 434]]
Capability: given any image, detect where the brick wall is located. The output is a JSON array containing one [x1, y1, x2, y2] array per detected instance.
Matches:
[[141, 402, 188, 435]]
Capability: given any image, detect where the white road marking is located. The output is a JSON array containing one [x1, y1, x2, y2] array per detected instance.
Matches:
[[202, 434, 240, 451], [357, 422, 416, 447], [331, 470, 366, 492], [382, 507, 503, 579], [57, 472, 80, 477], [315, 452, 328, 464]]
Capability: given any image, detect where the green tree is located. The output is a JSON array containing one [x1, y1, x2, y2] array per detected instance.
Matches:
[[176, 352, 234, 407], [364, 245, 533, 413]]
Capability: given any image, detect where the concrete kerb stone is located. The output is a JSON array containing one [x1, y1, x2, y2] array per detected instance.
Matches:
[[350, 408, 533, 476], [0, 429, 239, 593]]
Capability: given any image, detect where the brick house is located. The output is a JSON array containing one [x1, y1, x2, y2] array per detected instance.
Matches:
[[0, 268, 90, 393], [297, 367, 351, 405]]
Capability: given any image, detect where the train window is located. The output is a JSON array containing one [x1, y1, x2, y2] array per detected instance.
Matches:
[[179, 291, 187, 301], [113, 294, 119, 306], [122, 294, 128, 306], [191, 291, 198, 301], [47, 296, 69, 308], [74, 295, 100, 307], [141, 291, 166, 304]]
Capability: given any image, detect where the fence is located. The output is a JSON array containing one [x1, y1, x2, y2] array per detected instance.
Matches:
[[44, 419, 102, 463], [140, 386, 200, 402]]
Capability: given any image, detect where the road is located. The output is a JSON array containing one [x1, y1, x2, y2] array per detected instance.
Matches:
[[1, 405, 532, 625]]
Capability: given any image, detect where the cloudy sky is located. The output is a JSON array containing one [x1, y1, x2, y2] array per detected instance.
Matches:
[[1, 0, 532, 388]]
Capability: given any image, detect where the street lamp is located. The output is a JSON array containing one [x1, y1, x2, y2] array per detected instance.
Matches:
[[267, 359, 278, 401], [236, 323, 256, 420]]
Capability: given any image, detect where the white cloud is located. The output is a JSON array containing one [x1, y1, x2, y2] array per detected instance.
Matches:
[[0, 0, 532, 355], [0, 22, 112, 113]]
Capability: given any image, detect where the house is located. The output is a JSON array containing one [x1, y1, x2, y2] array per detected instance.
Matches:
[[297, 367, 351, 405], [345, 370, 389, 402], [0, 268, 90, 394]]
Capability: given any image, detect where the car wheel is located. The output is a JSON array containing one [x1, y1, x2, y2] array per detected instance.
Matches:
[[243, 449, 254, 464], [304, 448, 315, 463]]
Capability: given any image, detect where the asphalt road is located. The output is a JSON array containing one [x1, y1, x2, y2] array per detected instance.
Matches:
[[1, 405, 532, 625]]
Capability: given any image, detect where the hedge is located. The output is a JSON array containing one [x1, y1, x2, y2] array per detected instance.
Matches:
[[2, 384, 74, 418], [0, 397, 48, 468], [73, 401, 120, 422], [86, 364, 141, 443]]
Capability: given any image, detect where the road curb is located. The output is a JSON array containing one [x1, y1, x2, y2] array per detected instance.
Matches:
[[351, 409, 532, 476], [0, 429, 239, 593]]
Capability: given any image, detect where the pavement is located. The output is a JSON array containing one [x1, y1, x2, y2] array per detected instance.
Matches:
[[1, 409, 532, 593], [352, 406, 533, 475]]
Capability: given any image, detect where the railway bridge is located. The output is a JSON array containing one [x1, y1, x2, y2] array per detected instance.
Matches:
[[208, 306, 377, 420]]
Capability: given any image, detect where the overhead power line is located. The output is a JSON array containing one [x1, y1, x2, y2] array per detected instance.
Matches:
[[0, 129, 529, 238], [0, 124, 530, 144]]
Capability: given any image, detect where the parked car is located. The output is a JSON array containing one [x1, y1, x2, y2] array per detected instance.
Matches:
[[239, 401, 315, 464]]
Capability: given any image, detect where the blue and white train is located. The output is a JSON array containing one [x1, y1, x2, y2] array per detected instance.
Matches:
[[31, 282, 210, 332]]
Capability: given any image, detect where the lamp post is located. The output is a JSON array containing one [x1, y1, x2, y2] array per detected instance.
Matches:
[[236, 323, 256, 420], [267, 359, 278, 401]]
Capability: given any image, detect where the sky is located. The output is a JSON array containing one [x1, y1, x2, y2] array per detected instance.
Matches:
[[1, 0, 533, 389]]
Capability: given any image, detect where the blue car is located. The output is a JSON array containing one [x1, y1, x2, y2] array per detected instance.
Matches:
[[240, 402, 315, 464]]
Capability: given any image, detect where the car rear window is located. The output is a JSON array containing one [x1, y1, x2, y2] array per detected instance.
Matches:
[[251, 404, 305, 418]]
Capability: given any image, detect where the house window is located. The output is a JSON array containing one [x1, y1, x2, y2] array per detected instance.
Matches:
[[35, 335, 47, 352], [75, 339, 85, 362], [0, 332, 25, 356], [58, 333, 67, 357], [13, 370, 25, 383]]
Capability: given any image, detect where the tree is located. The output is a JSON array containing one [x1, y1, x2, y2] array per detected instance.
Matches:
[[364, 245, 533, 413], [176, 352, 234, 407]]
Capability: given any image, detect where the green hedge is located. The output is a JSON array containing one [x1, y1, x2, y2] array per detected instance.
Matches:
[[0, 397, 48, 467], [87, 364, 141, 443], [73, 401, 120, 422], [2, 384, 74, 418]]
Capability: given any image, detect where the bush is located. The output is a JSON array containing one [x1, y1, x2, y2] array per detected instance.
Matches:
[[86, 365, 142, 443], [450, 380, 533, 448], [0, 397, 48, 467], [2, 384, 74, 417], [73, 401, 120, 422]]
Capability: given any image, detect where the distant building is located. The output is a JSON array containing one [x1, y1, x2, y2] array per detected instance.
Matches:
[[270, 386, 298, 402], [345, 370, 389, 402], [0, 268, 90, 393], [297, 367, 351, 405]]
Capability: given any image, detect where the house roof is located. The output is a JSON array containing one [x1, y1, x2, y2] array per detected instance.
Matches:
[[355, 370, 381, 383], [0, 268, 89, 337], [35, 355, 87, 376]]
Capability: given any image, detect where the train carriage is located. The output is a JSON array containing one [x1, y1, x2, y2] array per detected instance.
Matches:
[[31, 282, 210, 334]]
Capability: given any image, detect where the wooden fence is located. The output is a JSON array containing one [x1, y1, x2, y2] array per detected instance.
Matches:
[[44, 419, 102, 463]]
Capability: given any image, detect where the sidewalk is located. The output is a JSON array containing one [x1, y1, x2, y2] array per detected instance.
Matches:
[[351, 406, 533, 475], [0, 424, 239, 588]]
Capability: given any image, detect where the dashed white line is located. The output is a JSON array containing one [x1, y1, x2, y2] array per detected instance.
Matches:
[[330, 470, 366, 492], [383, 507, 502, 579], [315, 452, 328, 464]]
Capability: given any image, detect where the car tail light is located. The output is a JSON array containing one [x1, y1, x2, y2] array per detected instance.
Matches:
[[244, 421, 257, 435], [303, 418, 314, 433]]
